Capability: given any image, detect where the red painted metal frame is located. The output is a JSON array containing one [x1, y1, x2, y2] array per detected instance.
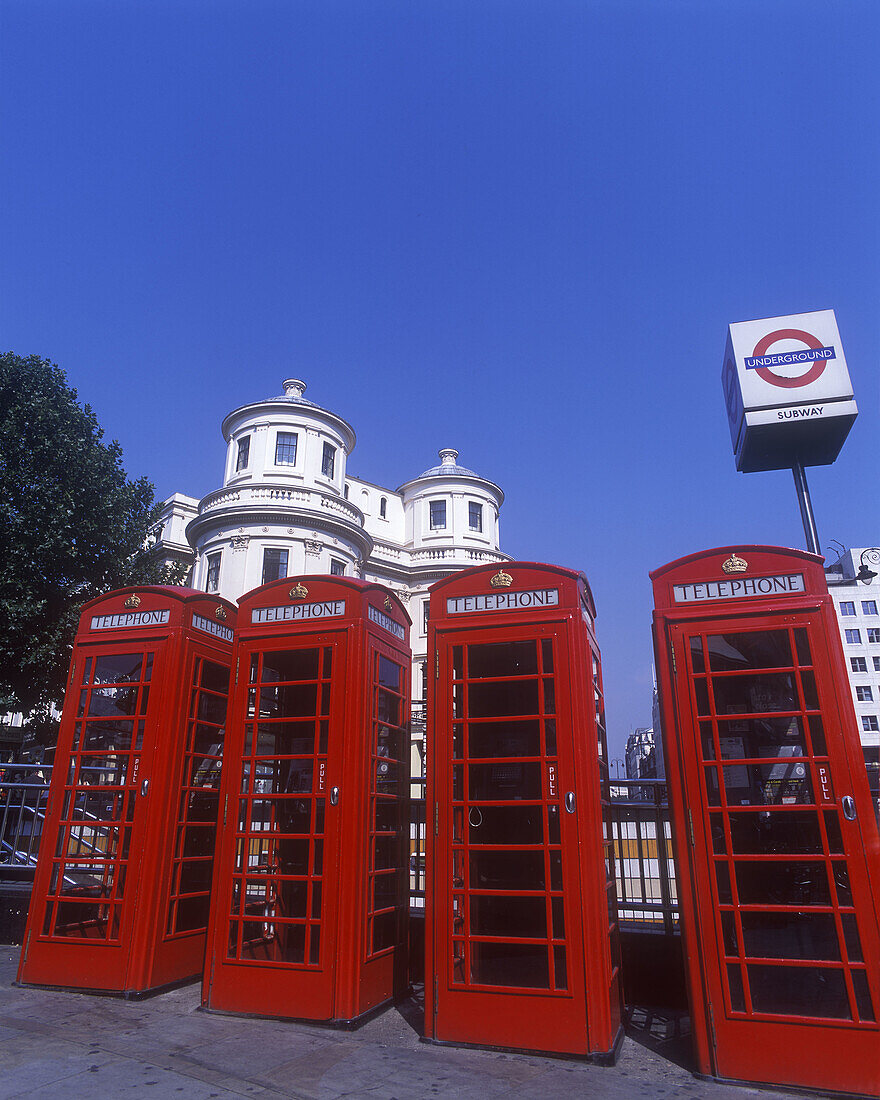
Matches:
[[18, 586, 237, 997], [426, 562, 623, 1059], [651, 546, 880, 1097], [202, 576, 411, 1026]]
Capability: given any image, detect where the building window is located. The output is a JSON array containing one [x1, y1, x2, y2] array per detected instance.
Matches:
[[379, 497, 387, 518], [423, 599, 430, 634], [873, 657, 880, 672], [262, 548, 288, 585], [856, 686, 874, 702], [429, 499, 446, 529], [322, 442, 336, 479], [863, 600, 878, 615], [235, 436, 250, 471], [468, 501, 483, 531], [275, 431, 298, 465], [868, 628, 880, 644], [845, 629, 862, 644], [205, 552, 221, 593], [330, 559, 345, 576], [419, 660, 428, 701], [852, 657, 868, 673], [344, 484, 349, 499], [862, 715, 879, 732]]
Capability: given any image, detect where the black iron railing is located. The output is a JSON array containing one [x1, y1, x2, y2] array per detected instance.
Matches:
[[1, 763, 679, 933], [0, 764, 51, 882]]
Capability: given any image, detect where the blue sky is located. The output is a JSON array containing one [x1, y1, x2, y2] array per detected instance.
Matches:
[[3, 1, 878, 760]]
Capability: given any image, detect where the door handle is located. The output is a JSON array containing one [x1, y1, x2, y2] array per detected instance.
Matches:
[[140, 779, 149, 797], [841, 795, 856, 821], [330, 786, 339, 806], [564, 792, 576, 814]]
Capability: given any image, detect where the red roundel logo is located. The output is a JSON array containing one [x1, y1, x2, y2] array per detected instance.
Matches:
[[751, 328, 829, 389]]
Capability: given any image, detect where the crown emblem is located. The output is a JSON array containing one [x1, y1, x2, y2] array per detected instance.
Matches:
[[214, 605, 228, 621], [384, 596, 393, 611], [124, 594, 141, 609], [289, 582, 309, 600], [722, 553, 748, 575], [490, 570, 513, 588]]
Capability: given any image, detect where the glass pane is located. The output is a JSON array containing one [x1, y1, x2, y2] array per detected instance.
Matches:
[[261, 649, 320, 683], [257, 684, 318, 718], [468, 804, 543, 844], [800, 670, 819, 710], [541, 639, 554, 674], [716, 716, 805, 759], [468, 641, 538, 678], [544, 718, 557, 757], [747, 964, 851, 1019], [710, 813, 726, 854], [471, 942, 549, 988], [468, 720, 540, 759], [833, 862, 853, 906], [842, 914, 863, 962], [469, 762, 542, 801], [727, 964, 745, 1011], [689, 636, 705, 673], [87, 686, 139, 717], [468, 680, 539, 718], [694, 679, 710, 716], [723, 763, 812, 806], [735, 861, 831, 906], [712, 673, 799, 715], [706, 631, 792, 672], [91, 653, 144, 684], [727, 811, 822, 854], [253, 721, 315, 756], [794, 629, 812, 666], [809, 715, 827, 756], [701, 722, 715, 760], [720, 911, 738, 955], [377, 656, 401, 690], [741, 912, 840, 960], [715, 862, 732, 904], [470, 895, 547, 937], [852, 970, 876, 1021], [201, 661, 230, 693], [469, 851, 545, 890]]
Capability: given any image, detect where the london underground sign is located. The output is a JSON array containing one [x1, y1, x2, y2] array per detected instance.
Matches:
[[722, 309, 857, 472], [745, 328, 835, 388]]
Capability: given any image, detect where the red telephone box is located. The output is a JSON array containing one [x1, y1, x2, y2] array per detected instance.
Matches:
[[426, 563, 623, 1059], [652, 547, 880, 1096], [202, 576, 411, 1026], [18, 586, 237, 996]]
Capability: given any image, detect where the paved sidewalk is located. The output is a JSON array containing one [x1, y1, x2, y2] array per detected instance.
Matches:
[[0, 946, 833, 1099]]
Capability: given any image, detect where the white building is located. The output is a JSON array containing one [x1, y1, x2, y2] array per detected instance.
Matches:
[[825, 547, 880, 804], [153, 378, 508, 724]]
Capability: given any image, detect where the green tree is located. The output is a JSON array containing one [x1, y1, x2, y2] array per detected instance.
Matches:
[[0, 353, 186, 735]]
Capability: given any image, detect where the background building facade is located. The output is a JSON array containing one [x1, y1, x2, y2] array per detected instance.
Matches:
[[153, 379, 509, 768]]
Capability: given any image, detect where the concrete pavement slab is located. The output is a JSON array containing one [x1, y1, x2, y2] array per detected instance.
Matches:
[[0, 946, 841, 1100]]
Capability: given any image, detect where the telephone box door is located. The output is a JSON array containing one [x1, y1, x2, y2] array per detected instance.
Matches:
[[24, 642, 163, 990], [208, 634, 345, 1019], [667, 610, 880, 1089], [432, 623, 590, 1052]]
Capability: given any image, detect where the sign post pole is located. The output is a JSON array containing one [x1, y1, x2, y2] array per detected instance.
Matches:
[[791, 460, 820, 554]]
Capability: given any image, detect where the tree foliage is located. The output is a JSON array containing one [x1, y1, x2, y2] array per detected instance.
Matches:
[[0, 353, 185, 724]]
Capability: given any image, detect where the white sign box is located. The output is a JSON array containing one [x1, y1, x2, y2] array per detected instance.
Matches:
[[722, 309, 857, 472]]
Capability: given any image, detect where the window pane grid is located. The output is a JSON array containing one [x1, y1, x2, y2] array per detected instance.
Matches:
[[367, 653, 407, 958], [165, 658, 230, 937], [688, 625, 873, 1026], [43, 652, 154, 942], [227, 647, 330, 967], [450, 638, 568, 993]]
